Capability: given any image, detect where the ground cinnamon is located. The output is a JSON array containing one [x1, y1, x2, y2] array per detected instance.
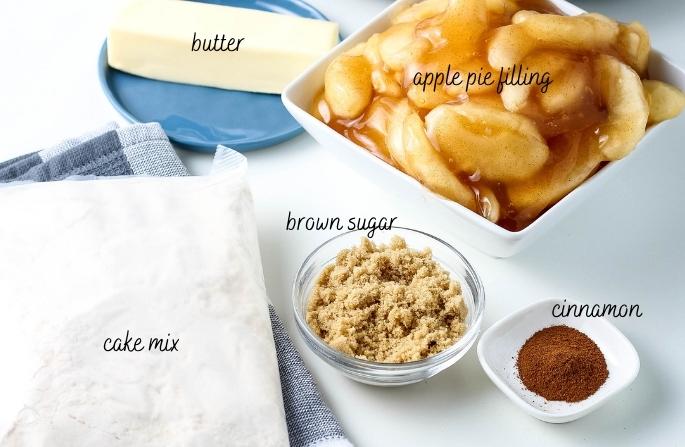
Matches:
[[516, 325, 608, 402]]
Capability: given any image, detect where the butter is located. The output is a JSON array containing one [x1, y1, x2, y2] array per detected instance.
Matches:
[[108, 0, 339, 94]]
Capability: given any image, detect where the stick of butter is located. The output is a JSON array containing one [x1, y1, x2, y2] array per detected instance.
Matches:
[[108, 0, 339, 94]]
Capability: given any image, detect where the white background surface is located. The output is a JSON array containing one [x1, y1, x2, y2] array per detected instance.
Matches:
[[1, 0, 684, 446]]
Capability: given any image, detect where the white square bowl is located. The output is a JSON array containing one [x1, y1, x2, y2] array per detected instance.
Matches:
[[282, 0, 685, 258], [476, 298, 640, 423]]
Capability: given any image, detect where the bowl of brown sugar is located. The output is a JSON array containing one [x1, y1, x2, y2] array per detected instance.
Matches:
[[292, 227, 485, 386]]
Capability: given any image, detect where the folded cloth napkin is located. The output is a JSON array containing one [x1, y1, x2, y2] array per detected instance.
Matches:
[[0, 123, 187, 181], [0, 123, 351, 447]]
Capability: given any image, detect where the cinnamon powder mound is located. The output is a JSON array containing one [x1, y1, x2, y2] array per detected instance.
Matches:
[[516, 325, 608, 402]]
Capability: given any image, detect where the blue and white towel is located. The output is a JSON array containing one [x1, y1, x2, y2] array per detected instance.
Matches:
[[0, 123, 186, 181], [0, 122, 351, 447]]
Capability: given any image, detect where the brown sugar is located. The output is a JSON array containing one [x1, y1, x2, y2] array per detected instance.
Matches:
[[516, 325, 608, 402], [306, 236, 468, 363]]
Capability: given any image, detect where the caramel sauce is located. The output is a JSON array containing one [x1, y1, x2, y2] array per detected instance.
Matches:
[[314, 0, 641, 231]]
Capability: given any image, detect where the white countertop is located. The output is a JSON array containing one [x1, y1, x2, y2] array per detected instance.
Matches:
[[1, 1, 684, 445]]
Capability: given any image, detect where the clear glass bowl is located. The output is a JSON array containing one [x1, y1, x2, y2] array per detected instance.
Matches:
[[292, 227, 485, 386]]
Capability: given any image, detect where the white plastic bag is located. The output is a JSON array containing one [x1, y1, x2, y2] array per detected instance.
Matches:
[[0, 148, 289, 447]]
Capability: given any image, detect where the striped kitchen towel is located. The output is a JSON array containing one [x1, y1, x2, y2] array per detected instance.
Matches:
[[0, 122, 351, 447]]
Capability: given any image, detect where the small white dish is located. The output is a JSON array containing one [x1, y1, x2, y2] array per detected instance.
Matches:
[[477, 298, 640, 423], [282, 0, 685, 257]]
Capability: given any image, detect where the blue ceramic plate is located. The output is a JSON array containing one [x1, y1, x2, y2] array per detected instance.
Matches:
[[98, 0, 331, 152]]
